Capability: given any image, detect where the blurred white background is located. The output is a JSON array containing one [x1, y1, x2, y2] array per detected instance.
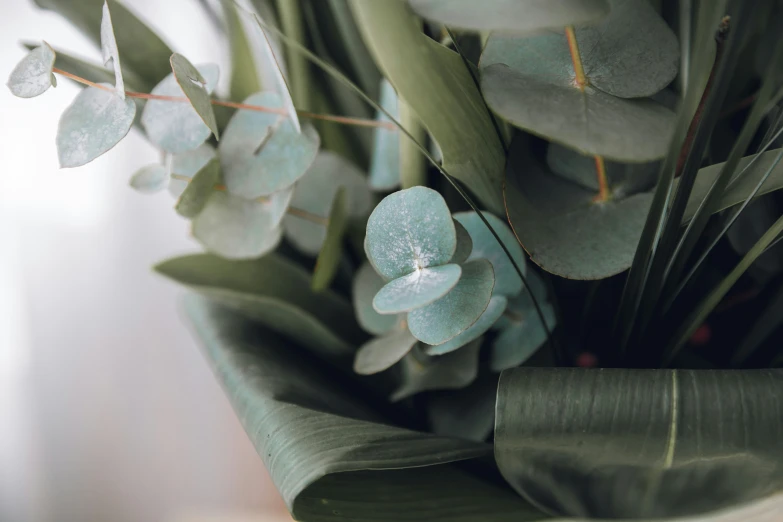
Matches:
[[0, 1, 288, 521]]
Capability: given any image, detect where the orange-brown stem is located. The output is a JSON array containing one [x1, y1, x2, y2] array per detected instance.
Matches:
[[593, 155, 610, 202], [565, 26, 588, 90], [52, 67, 393, 130]]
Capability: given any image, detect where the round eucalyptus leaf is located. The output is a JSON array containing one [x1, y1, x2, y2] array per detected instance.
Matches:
[[100, 1, 124, 98], [220, 92, 320, 198], [169, 144, 216, 198], [409, 0, 610, 34], [193, 191, 282, 259], [141, 63, 220, 154], [265, 185, 294, 229], [493, 268, 550, 331], [425, 295, 507, 356], [283, 151, 372, 256], [373, 264, 462, 315], [57, 84, 136, 168], [450, 220, 473, 265], [366, 186, 457, 280], [454, 211, 527, 297], [353, 262, 401, 336], [7, 42, 56, 98], [353, 329, 418, 375], [490, 301, 556, 372], [369, 79, 400, 191], [129, 164, 169, 194], [408, 259, 495, 345], [170, 53, 220, 140], [175, 158, 221, 218], [505, 143, 653, 279], [390, 339, 481, 402], [547, 142, 658, 196]]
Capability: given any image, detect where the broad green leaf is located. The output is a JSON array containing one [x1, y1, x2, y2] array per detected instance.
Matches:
[[365, 186, 457, 280], [391, 339, 481, 401], [373, 264, 462, 315], [33, 0, 173, 91], [451, 220, 473, 264], [408, 259, 495, 345], [192, 191, 282, 259], [409, 0, 610, 33], [7, 42, 56, 98], [222, 0, 261, 102], [454, 211, 527, 296], [57, 84, 135, 168], [496, 367, 783, 519], [547, 142, 658, 195], [170, 54, 220, 140], [311, 188, 348, 292], [369, 79, 401, 191], [353, 329, 418, 375], [505, 151, 653, 279], [175, 158, 221, 219], [100, 1, 124, 98], [353, 262, 401, 336], [220, 92, 320, 198], [157, 253, 366, 357], [283, 150, 371, 255], [184, 298, 544, 521], [425, 295, 507, 356], [350, 0, 507, 213], [141, 64, 219, 154], [428, 376, 499, 442], [169, 144, 216, 198], [129, 164, 168, 194]]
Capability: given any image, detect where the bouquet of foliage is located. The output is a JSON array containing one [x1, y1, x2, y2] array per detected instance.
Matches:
[[10, 0, 783, 519]]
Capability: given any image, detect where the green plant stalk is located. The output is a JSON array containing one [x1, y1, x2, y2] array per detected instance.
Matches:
[[326, 0, 380, 96], [275, 0, 311, 110], [732, 281, 783, 365], [666, 212, 783, 364], [399, 96, 426, 189]]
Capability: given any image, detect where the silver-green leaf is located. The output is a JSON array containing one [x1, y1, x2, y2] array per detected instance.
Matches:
[[175, 158, 221, 218], [100, 0, 124, 98], [129, 164, 169, 194], [169, 144, 216, 198], [353, 262, 402, 336], [7, 42, 57, 98], [369, 79, 401, 191], [353, 329, 418, 375], [425, 295, 507, 356], [170, 53, 219, 140], [373, 264, 462, 315]]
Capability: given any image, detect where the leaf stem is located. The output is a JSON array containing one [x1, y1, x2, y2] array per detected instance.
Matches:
[[593, 155, 611, 202], [51, 67, 393, 130], [565, 26, 588, 90]]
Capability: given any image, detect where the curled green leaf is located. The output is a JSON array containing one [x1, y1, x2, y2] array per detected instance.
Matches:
[[170, 53, 220, 140], [100, 1, 124, 98]]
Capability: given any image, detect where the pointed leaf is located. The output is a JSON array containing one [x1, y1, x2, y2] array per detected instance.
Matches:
[[409, 0, 610, 33], [141, 64, 220, 153], [156, 253, 366, 358], [100, 1, 124, 98], [175, 158, 221, 218], [7, 42, 56, 98], [454, 211, 527, 296], [391, 339, 481, 401], [192, 192, 282, 259], [220, 92, 320, 198], [170, 53, 219, 140], [169, 144, 216, 197], [496, 367, 783, 519], [57, 84, 135, 168], [311, 187, 349, 292], [373, 264, 462, 315], [257, 23, 301, 132], [353, 263, 401, 336], [426, 295, 507, 356], [365, 186, 457, 280], [283, 150, 371, 255], [369, 79, 401, 191], [129, 164, 168, 194], [451, 220, 473, 264], [353, 329, 418, 375], [222, 0, 261, 102], [408, 259, 495, 345]]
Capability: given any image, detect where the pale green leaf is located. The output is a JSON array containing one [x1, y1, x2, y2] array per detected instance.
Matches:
[[220, 92, 320, 198], [454, 211, 527, 296], [175, 158, 221, 218], [490, 290, 556, 372], [353, 329, 418, 375], [369, 79, 401, 191], [100, 1, 124, 98], [391, 339, 481, 401], [425, 295, 507, 356], [257, 17, 301, 132], [57, 84, 135, 168], [373, 264, 462, 315], [365, 186, 457, 280], [311, 187, 349, 292], [409, 0, 610, 33], [451, 220, 473, 264], [353, 263, 401, 336], [129, 164, 168, 194], [169, 144, 216, 198], [263, 185, 294, 229], [408, 259, 495, 345], [170, 53, 220, 140], [141, 64, 219, 153], [192, 191, 282, 259], [7, 42, 56, 98]]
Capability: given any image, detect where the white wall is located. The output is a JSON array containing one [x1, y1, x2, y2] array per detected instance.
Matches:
[[0, 1, 287, 521]]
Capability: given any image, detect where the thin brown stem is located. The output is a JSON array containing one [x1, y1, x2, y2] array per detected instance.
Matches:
[[565, 26, 588, 90], [593, 155, 611, 202], [52, 67, 393, 130]]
